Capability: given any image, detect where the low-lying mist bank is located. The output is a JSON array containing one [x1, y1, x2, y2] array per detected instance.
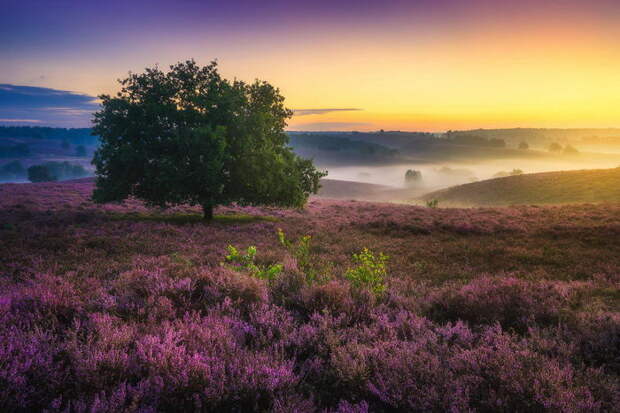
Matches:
[[315, 154, 620, 202], [320, 155, 620, 187]]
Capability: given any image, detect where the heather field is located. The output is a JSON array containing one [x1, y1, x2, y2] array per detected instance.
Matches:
[[1, 179, 620, 412]]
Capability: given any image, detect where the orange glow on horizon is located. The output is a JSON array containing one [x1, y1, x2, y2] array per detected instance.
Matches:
[[5, 2, 619, 131]]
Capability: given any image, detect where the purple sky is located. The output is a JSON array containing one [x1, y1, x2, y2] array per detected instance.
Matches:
[[2, 0, 620, 129]]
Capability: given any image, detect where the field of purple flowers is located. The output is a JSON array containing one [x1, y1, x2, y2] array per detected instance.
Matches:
[[1, 178, 619, 412]]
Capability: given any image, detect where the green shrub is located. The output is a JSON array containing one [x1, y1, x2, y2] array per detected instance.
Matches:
[[345, 248, 388, 296], [27, 161, 88, 182], [277, 228, 320, 283], [426, 199, 439, 208], [225, 245, 283, 281]]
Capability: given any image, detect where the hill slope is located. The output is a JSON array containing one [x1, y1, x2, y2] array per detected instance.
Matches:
[[317, 178, 431, 202], [421, 167, 620, 206], [316, 178, 393, 199]]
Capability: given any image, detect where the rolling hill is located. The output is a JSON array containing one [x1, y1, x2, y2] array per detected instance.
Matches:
[[420, 167, 620, 206], [316, 178, 393, 199], [318, 178, 439, 202]]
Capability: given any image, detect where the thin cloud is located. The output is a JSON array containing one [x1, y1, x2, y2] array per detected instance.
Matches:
[[292, 108, 363, 116], [289, 121, 373, 131], [0, 84, 99, 127]]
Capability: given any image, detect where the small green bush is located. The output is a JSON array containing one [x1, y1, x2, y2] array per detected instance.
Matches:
[[426, 199, 439, 208], [277, 228, 320, 283], [345, 248, 388, 296], [225, 245, 283, 280]]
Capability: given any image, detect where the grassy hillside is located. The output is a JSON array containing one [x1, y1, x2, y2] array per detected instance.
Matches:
[[1, 180, 619, 410], [316, 178, 393, 200], [421, 167, 620, 206]]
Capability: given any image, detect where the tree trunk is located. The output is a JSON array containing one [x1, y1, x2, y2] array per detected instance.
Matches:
[[202, 204, 214, 221]]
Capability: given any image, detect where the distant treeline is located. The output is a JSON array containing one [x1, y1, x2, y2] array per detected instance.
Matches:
[[445, 128, 620, 146], [0, 126, 98, 145], [289, 133, 398, 158], [443, 132, 506, 148], [305, 131, 437, 149], [293, 130, 509, 150]]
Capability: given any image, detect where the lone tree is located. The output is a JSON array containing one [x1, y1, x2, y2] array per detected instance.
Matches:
[[92, 60, 326, 219], [404, 169, 422, 187]]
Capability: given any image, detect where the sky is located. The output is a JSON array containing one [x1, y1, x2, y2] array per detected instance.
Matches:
[[1, 0, 620, 131]]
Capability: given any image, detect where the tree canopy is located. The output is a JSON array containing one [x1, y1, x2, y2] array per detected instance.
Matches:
[[27, 162, 88, 183], [404, 169, 422, 187], [92, 59, 326, 219], [28, 165, 56, 183]]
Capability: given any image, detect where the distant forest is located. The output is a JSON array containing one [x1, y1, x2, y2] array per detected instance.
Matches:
[[2, 126, 613, 170], [288, 133, 399, 160], [445, 128, 620, 146], [3, 126, 619, 148]]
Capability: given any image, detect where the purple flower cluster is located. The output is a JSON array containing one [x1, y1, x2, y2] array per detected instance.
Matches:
[[426, 276, 573, 332], [0, 179, 619, 411]]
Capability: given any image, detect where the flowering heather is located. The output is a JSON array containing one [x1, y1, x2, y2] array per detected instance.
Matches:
[[0, 179, 619, 411]]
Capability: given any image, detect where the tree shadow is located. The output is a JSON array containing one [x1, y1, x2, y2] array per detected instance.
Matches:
[[108, 212, 278, 225]]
